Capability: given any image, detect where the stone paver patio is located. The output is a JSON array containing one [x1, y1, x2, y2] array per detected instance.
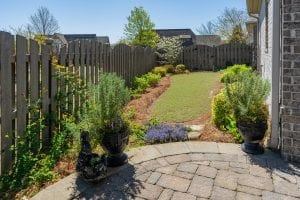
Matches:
[[32, 142, 300, 200]]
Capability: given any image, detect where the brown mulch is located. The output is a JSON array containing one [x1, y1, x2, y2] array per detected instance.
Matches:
[[53, 156, 76, 176], [125, 75, 171, 124]]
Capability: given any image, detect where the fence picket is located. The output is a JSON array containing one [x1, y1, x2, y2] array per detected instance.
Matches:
[[16, 35, 27, 139], [41, 45, 50, 145], [179, 44, 253, 70], [0, 32, 14, 173]]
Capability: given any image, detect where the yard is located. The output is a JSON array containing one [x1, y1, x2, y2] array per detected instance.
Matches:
[[151, 72, 220, 122]]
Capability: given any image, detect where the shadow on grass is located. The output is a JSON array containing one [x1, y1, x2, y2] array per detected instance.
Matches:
[[72, 164, 143, 200]]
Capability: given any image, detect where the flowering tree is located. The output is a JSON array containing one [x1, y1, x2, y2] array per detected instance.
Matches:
[[156, 37, 182, 65]]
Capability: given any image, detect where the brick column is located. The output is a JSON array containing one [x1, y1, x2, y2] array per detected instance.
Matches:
[[281, 0, 300, 162]]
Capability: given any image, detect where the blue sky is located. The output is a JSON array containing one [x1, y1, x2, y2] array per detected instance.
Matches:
[[0, 0, 246, 43]]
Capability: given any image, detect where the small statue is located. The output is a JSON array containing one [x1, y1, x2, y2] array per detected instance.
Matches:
[[76, 131, 107, 183]]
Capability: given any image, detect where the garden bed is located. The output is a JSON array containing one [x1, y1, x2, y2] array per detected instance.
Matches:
[[125, 75, 171, 123]]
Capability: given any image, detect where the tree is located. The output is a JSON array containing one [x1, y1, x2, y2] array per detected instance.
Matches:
[[29, 6, 59, 35], [228, 25, 247, 44], [123, 7, 159, 48], [197, 21, 217, 35], [9, 24, 34, 38], [156, 37, 182, 65], [215, 7, 247, 41]]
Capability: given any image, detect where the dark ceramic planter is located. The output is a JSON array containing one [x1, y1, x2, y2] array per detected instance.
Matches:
[[101, 130, 129, 167], [237, 121, 267, 154]]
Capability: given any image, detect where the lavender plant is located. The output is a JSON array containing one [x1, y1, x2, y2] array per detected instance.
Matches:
[[145, 124, 188, 144]]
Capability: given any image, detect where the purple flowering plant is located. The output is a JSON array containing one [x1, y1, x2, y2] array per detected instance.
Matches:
[[144, 123, 188, 144]]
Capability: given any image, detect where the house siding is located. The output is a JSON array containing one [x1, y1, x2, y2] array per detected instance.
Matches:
[[281, 0, 300, 162], [258, 0, 281, 149], [258, 0, 274, 109]]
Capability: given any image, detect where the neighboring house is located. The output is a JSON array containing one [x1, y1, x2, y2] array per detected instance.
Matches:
[[247, 0, 299, 162], [155, 29, 196, 46], [50, 33, 110, 48], [195, 35, 222, 46]]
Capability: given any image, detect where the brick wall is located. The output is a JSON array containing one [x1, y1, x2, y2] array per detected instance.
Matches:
[[281, 0, 300, 162]]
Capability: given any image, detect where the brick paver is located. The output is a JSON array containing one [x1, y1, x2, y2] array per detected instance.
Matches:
[[32, 142, 300, 200]]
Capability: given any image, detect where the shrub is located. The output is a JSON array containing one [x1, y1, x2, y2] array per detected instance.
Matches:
[[175, 64, 186, 73], [212, 91, 242, 142], [83, 72, 130, 140], [133, 76, 149, 94], [164, 65, 175, 73], [220, 64, 252, 83], [212, 92, 232, 129], [152, 66, 167, 77], [132, 72, 161, 95], [144, 72, 161, 87], [144, 124, 188, 144], [129, 122, 147, 141], [224, 71, 270, 124]]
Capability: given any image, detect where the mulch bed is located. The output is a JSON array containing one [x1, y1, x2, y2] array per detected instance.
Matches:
[[125, 75, 171, 124]]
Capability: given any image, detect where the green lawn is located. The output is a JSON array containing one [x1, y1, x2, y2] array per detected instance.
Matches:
[[150, 72, 220, 122]]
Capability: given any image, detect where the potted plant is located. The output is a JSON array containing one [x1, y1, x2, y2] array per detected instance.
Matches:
[[83, 72, 130, 167], [224, 71, 270, 154]]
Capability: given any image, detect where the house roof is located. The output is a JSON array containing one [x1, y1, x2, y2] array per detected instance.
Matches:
[[96, 36, 110, 44], [195, 35, 221, 46], [246, 0, 262, 15], [51, 33, 110, 44], [64, 34, 97, 41], [155, 29, 196, 38]]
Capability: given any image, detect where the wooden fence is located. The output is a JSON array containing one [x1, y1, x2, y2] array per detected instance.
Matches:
[[179, 43, 253, 70], [0, 31, 156, 174]]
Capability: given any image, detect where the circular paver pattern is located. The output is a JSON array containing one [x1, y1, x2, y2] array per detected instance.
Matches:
[[32, 142, 300, 200]]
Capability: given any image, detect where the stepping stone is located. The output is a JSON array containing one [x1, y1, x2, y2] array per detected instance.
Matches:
[[186, 125, 204, 132], [188, 131, 201, 140]]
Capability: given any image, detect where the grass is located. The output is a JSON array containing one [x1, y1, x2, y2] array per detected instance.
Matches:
[[151, 72, 220, 122]]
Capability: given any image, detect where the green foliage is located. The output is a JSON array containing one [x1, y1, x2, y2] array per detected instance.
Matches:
[[175, 64, 186, 73], [133, 29, 159, 48], [224, 115, 243, 142], [147, 118, 161, 126], [164, 65, 175, 73], [156, 37, 182, 65], [132, 76, 150, 94], [211, 92, 242, 142], [152, 67, 167, 77], [123, 6, 158, 48], [82, 72, 130, 141], [228, 25, 247, 44], [224, 71, 270, 124], [221, 64, 252, 83], [129, 122, 147, 141], [152, 65, 174, 76], [132, 72, 161, 95], [212, 92, 232, 128], [144, 72, 161, 87], [0, 60, 87, 198]]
